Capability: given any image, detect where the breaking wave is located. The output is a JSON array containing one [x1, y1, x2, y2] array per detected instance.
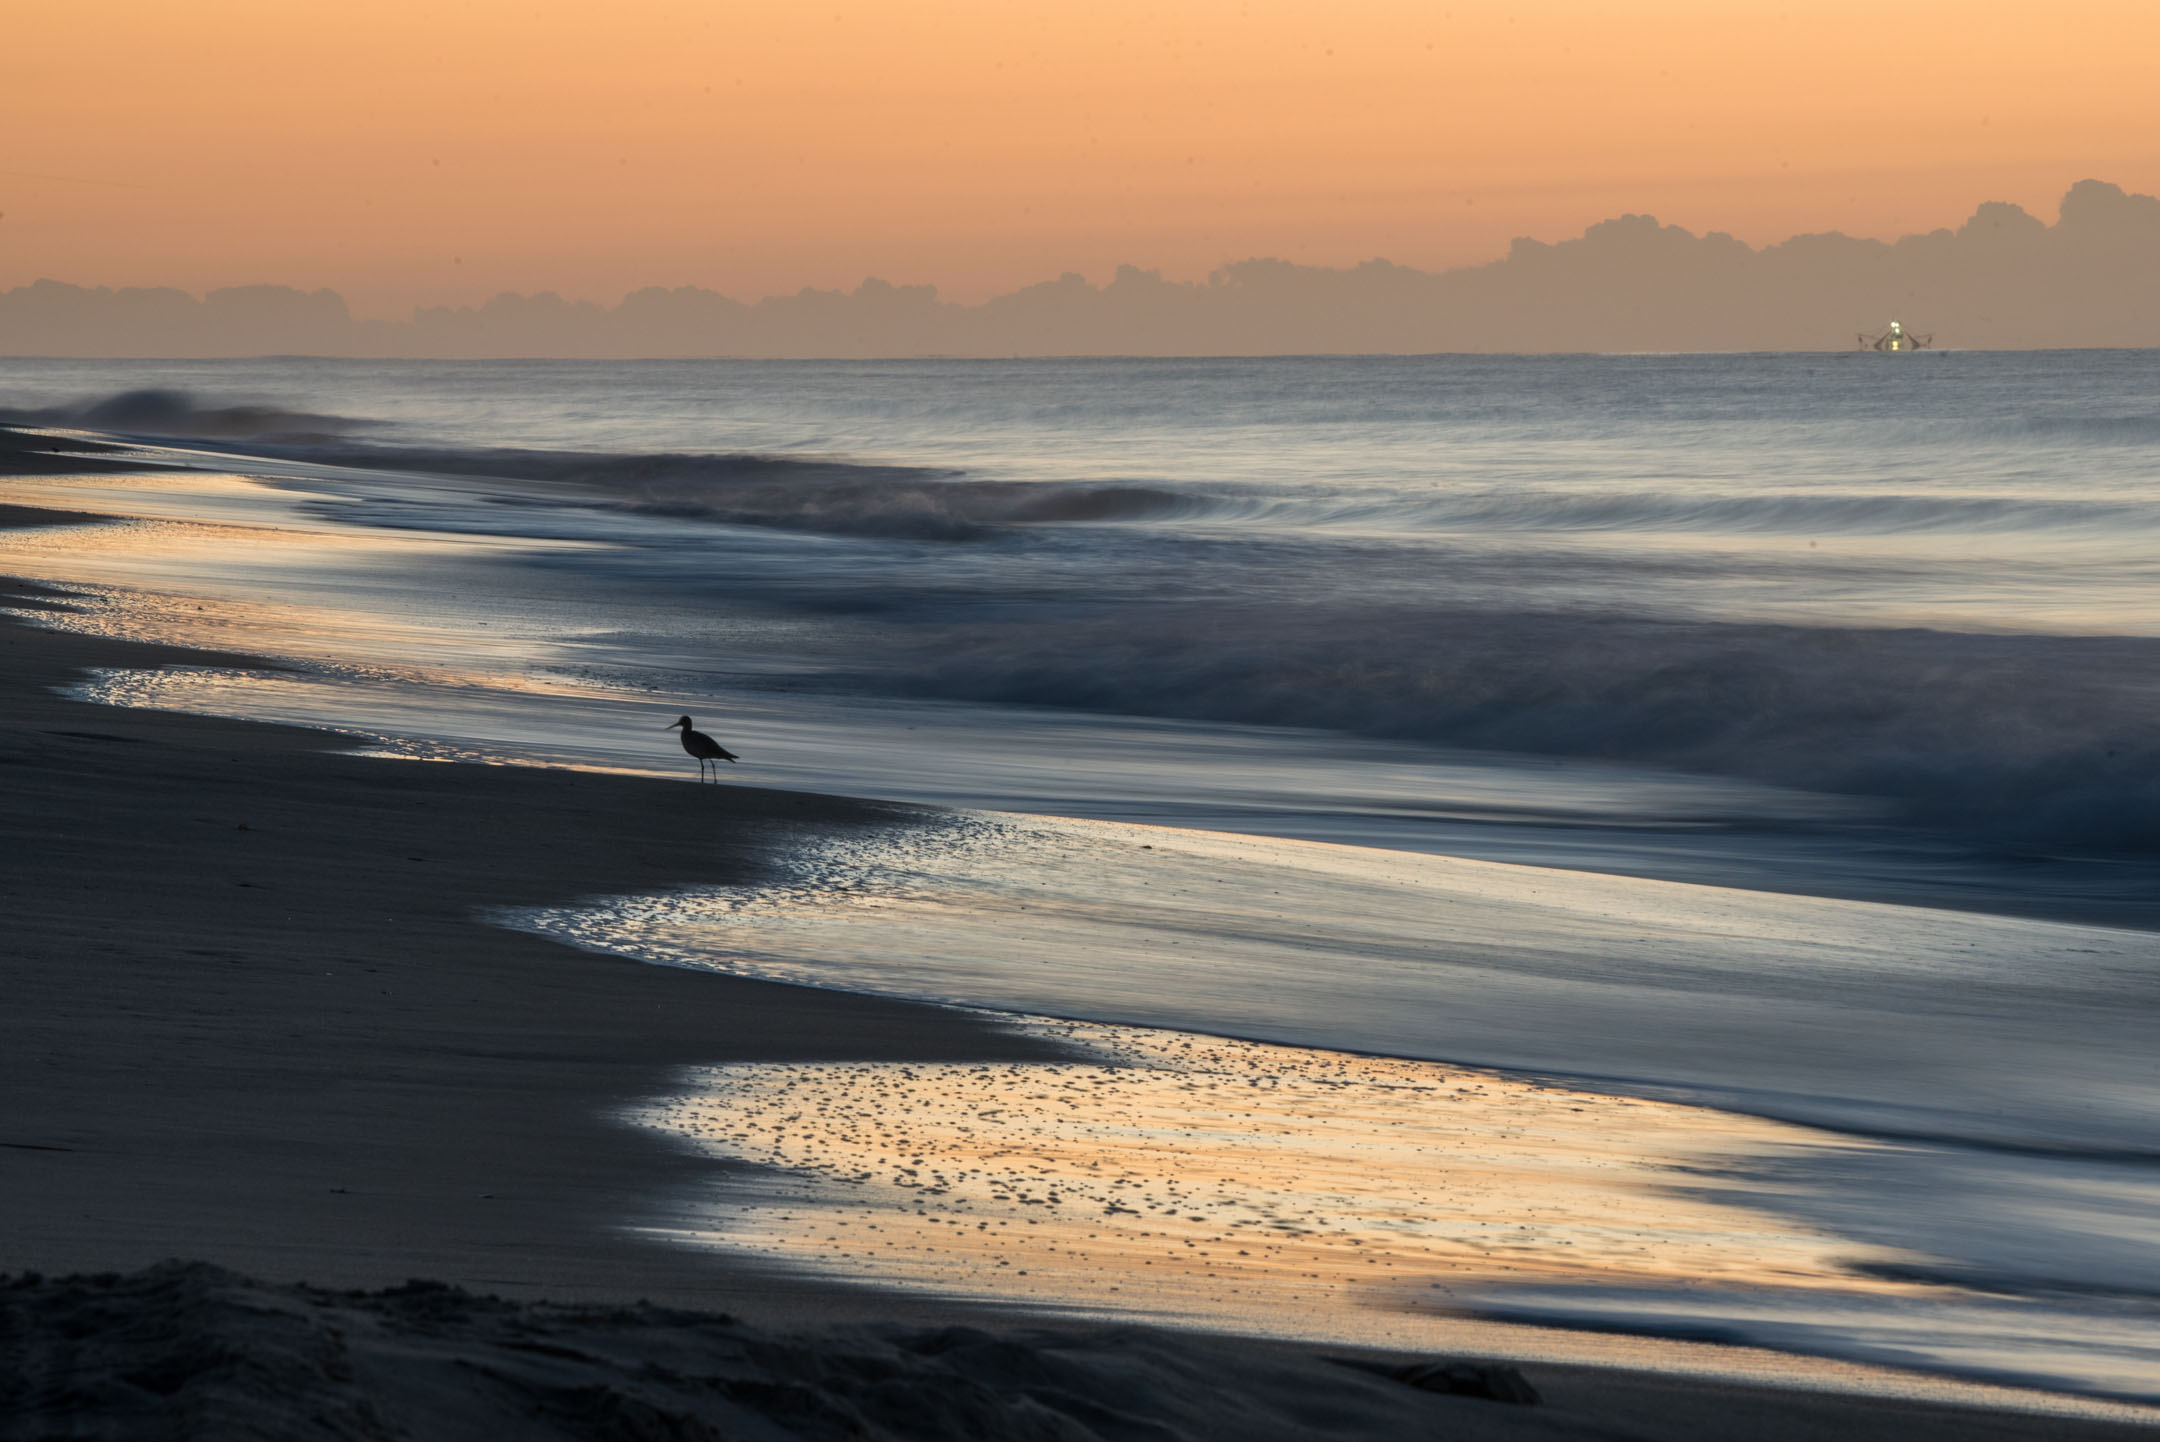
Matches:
[[227, 438, 2160, 541], [236, 439, 1196, 541], [854, 606, 2160, 851], [305, 444, 2150, 540], [27, 391, 2159, 540], [0, 388, 373, 442], [10, 394, 1193, 540]]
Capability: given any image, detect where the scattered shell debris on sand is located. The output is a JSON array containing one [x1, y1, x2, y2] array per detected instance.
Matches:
[[634, 1017, 1923, 1328]]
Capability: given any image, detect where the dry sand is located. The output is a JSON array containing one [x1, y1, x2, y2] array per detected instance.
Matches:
[[2, 427, 2153, 1438]]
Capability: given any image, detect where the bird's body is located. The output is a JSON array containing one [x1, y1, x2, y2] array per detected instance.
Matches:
[[665, 715, 739, 781]]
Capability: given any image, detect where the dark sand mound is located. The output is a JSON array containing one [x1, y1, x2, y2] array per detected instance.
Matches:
[[0, 1262, 1551, 1442], [6, 1266, 2147, 1442]]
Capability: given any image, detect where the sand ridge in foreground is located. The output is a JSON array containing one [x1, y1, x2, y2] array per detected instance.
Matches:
[[0, 1262, 1554, 1442], [7, 1262, 2155, 1442]]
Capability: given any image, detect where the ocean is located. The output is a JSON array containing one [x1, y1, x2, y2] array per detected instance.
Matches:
[[2, 351, 2156, 1404]]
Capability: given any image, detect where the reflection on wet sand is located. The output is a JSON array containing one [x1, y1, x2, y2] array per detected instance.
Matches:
[[635, 1022, 2160, 1410], [637, 1019, 1908, 1320]]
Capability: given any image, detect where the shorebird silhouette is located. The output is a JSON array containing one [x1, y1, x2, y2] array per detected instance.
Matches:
[[665, 715, 739, 782]]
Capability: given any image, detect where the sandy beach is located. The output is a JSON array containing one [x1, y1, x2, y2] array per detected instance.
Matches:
[[3, 428, 2155, 1438]]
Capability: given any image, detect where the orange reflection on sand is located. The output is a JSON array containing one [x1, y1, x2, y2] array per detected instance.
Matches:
[[0, 479, 573, 677], [639, 1020, 1918, 1324]]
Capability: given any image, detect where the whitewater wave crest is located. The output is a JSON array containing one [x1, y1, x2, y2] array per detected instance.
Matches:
[[0, 388, 373, 442], [252, 440, 1197, 540], [852, 606, 2160, 851]]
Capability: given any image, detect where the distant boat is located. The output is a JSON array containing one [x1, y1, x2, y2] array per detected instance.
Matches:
[[1858, 320, 1932, 352]]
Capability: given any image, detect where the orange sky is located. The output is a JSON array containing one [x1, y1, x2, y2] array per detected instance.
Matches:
[[6, 0, 2157, 316]]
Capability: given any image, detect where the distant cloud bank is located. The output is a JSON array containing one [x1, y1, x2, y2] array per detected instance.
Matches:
[[6, 182, 2157, 358]]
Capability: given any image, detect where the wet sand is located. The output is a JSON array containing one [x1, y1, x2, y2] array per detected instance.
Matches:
[[3, 427, 2154, 1438], [640, 1023, 1914, 1312], [632, 1021, 2160, 1411]]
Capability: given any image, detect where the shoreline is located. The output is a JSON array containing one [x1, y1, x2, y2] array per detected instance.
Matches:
[[3, 438, 2155, 1436], [0, 480, 1073, 1318]]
